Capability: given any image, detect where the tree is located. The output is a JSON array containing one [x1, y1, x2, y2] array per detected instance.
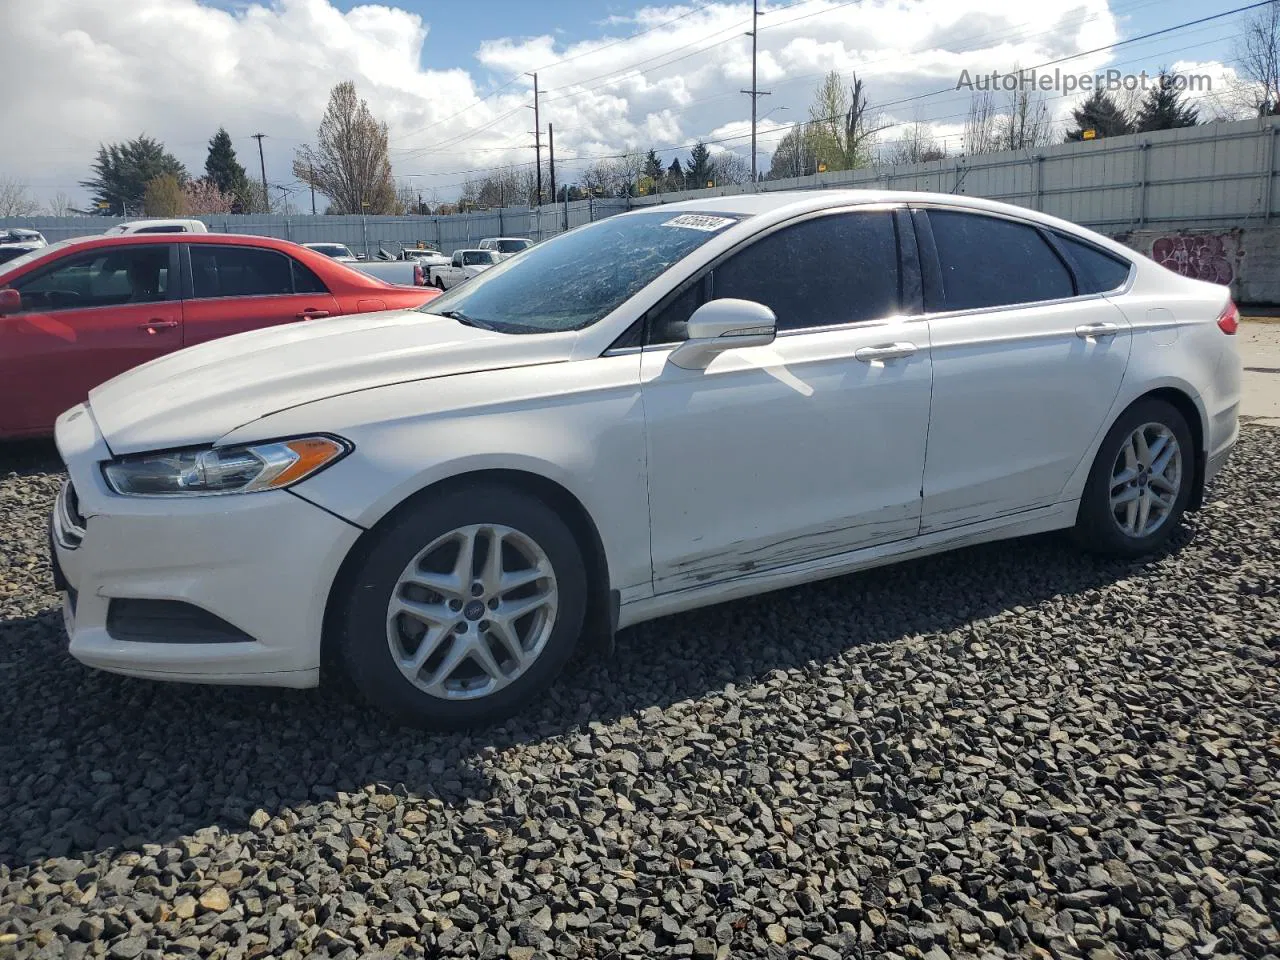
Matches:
[[0, 178, 41, 217], [204, 128, 249, 200], [883, 121, 947, 165], [1234, 2, 1280, 116], [963, 91, 998, 155], [293, 81, 398, 215], [687, 142, 712, 188], [1064, 90, 1133, 141], [665, 157, 685, 191], [996, 69, 1052, 151], [81, 136, 187, 215], [45, 192, 74, 217], [143, 174, 189, 216], [805, 70, 881, 171], [643, 149, 664, 182], [767, 122, 818, 178], [1135, 70, 1200, 131], [709, 150, 751, 185], [183, 179, 235, 214]]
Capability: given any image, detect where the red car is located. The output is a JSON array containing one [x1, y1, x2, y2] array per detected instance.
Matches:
[[0, 233, 439, 439]]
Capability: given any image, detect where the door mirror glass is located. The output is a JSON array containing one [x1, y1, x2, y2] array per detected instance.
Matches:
[[668, 298, 776, 369], [0, 288, 20, 315]]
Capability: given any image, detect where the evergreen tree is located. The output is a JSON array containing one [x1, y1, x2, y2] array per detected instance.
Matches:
[[688, 141, 712, 187], [1134, 71, 1200, 132], [80, 136, 187, 216], [643, 149, 664, 182], [1065, 90, 1133, 141], [204, 127, 249, 197]]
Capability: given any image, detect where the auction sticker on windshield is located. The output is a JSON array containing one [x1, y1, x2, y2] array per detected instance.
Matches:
[[662, 214, 737, 231]]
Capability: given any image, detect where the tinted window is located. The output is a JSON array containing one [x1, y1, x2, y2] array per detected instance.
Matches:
[[710, 211, 900, 332], [497, 239, 530, 253], [191, 246, 294, 298], [133, 225, 187, 234], [462, 251, 496, 266], [13, 246, 170, 311], [1053, 232, 1132, 293], [928, 210, 1073, 310], [292, 259, 329, 294]]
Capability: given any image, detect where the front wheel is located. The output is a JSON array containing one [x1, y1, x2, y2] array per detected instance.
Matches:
[[337, 484, 587, 728], [1074, 398, 1195, 557]]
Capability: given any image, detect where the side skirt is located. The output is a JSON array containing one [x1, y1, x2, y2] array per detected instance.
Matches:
[[617, 500, 1077, 630]]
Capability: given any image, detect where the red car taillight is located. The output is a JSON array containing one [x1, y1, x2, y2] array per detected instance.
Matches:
[[1217, 300, 1239, 335], [413, 263, 425, 286]]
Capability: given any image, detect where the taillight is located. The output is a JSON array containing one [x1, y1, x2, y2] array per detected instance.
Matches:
[[1217, 300, 1239, 335], [413, 263, 424, 286]]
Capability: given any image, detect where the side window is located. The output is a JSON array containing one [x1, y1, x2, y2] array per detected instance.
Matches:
[[190, 246, 294, 298], [452, 253, 463, 267], [13, 246, 170, 311], [291, 258, 329, 294], [646, 279, 704, 345], [1052, 232, 1132, 294], [710, 211, 901, 332], [927, 210, 1074, 310]]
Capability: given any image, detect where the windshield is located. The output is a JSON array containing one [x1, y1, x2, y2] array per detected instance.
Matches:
[[421, 211, 742, 333], [497, 239, 530, 253]]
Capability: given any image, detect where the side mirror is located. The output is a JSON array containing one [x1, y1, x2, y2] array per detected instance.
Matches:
[[668, 298, 776, 370], [0, 288, 20, 316]]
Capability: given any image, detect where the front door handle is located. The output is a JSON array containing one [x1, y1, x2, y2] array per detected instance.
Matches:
[[138, 319, 178, 334], [1075, 322, 1120, 339], [295, 308, 331, 319], [855, 342, 917, 362]]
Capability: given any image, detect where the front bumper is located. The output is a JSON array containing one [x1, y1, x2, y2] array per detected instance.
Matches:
[[51, 406, 362, 688]]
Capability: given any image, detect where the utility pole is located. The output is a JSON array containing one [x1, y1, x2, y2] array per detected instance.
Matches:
[[740, 1, 770, 188], [527, 72, 542, 205], [308, 160, 316, 215], [548, 123, 556, 206], [251, 133, 269, 213]]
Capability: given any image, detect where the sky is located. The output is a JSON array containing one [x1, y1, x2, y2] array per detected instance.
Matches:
[[0, 0, 1258, 211]]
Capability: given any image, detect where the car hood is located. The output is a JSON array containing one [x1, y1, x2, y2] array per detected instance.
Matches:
[[89, 309, 575, 454]]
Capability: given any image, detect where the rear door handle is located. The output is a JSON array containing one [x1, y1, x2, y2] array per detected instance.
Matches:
[[295, 308, 331, 319], [1075, 322, 1119, 339], [855, 342, 917, 362], [138, 319, 178, 333]]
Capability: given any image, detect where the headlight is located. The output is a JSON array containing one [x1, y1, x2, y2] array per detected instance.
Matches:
[[102, 436, 350, 497]]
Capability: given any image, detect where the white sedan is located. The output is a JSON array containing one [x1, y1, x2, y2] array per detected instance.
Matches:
[[50, 190, 1241, 728]]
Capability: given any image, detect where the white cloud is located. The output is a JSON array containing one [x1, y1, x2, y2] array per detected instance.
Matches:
[[0, 0, 1245, 207]]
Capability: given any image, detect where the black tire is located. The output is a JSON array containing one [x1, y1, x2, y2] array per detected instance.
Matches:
[[1074, 398, 1195, 558], [337, 484, 588, 729]]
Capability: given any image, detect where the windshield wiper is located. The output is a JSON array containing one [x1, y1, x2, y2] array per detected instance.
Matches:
[[437, 309, 494, 331]]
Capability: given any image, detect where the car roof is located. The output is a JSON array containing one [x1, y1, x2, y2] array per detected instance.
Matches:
[[49, 232, 304, 250]]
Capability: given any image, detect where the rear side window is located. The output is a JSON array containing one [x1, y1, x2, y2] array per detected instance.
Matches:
[[927, 210, 1074, 310], [1053, 232, 1131, 293], [190, 246, 294, 298], [710, 211, 901, 332], [292, 259, 329, 294]]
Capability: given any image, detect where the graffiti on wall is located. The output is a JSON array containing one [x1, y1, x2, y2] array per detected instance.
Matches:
[[1150, 233, 1240, 285]]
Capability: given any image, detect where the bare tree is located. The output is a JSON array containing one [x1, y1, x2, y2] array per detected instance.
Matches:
[[807, 71, 881, 171], [294, 81, 398, 214], [963, 91, 998, 155], [882, 120, 947, 165], [1235, 2, 1280, 115], [709, 150, 752, 185], [0, 177, 41, 217], [45, 191, 74, 217], [996, 68, 1053, 151], [767, 122, 818, 179]]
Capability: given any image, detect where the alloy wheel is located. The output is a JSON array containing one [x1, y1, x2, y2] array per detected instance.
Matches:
[[1109, 422, 1182, 539]]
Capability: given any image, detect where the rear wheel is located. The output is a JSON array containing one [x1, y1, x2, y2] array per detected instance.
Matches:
[[1074, 398, 1194, 557], [338, 484, 587, 728]]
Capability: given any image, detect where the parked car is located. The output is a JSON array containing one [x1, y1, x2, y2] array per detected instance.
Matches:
[[0, 228, 47, 265], [48, 191, 1240, 729], [428, 248, 499, 289], [104, 219, 210, 235], [478, 237, 533, 259], [0, 232, 439, 438], [302, 242, 359, 262], [400, 245, 450, 269], [350, 256, 428, 287]]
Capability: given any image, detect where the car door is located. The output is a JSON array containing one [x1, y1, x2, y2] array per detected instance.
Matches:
[[0, 243, 181, 435], [640, 206, 934, 593], [445, 252, 464, 288], [181, 243, 341, 346], [914, 206, 1133, 533]]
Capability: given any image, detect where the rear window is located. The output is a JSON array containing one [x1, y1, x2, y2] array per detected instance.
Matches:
[[1053, 232, 1132, 293], [497, 239, 530, 253]]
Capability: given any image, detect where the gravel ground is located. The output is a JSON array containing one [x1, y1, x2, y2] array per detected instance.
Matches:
[[1, 431, 1277, 960]]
